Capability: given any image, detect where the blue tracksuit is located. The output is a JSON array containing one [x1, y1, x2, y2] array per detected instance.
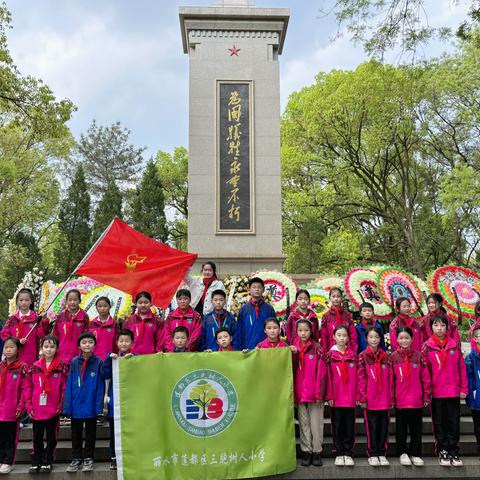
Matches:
[[466, 349, 480, 411], [356, 321, 386, 354], [201, 310, 236, 351], [63, 354, 104, 419], [234, 300, 276, 350]]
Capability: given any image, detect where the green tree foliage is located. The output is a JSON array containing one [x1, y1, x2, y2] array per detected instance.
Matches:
[[189, 380, 218, 420], [91, 180, 122, 243]]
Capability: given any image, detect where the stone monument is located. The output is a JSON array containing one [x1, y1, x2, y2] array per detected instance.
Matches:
[[179, 0, 289, 274]]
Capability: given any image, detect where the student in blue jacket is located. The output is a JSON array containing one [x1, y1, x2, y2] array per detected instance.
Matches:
[[63, 332, 104, 473], [466, 326, 480, 453], [234, 277, 276, 350], [201, 290, 236, 351], [355, 302, 386, 354]]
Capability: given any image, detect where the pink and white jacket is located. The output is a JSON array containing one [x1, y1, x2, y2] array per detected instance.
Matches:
[[325, 346, 357, 408], [163, 307, 202, 352], [52, 309, 89, 364], [25, 357, 68, 420], [0, 359, 28, 421], [292, 339, 326, 404], [357, 347, 393, 410], [89, 316, 120, 360], [389, 315, 426, 352], [422, 336, 468, 398], [123, 312, 164, 355], [320, 307, 357, 353], [256, 338, 288, 349], [391, 347, 430, 408], [285, 308, 320, 344]]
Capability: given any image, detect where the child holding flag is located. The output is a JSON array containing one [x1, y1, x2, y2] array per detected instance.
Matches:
[[257, 318, 288, 348], [214, 328, 235, 352]]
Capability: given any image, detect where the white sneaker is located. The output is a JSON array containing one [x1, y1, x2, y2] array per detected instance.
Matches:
[[0, 464, 13, 474], [334, 456, 345, 466], [379, 456, 390, 466], [411, 456, 424, 466], [400, 453, 412, 465], [450, 455, 463, 467], [344, 456, 355, 466], [368, 456, 380, 466]]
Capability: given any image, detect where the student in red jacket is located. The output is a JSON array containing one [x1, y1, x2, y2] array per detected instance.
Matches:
[[290, 319, 326, 467], [391, 326, 430, 467], [422, 293, 460, 345], [422, 315, 468, 467], [389, 297, 425, 352], [89, 297, 119, 361], [26, 335, 68, 474], [257, 318, 288, 349], [285, 290, 320, 344]]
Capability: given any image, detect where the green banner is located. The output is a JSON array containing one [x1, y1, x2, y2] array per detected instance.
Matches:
[[113, 348, 296, 480]]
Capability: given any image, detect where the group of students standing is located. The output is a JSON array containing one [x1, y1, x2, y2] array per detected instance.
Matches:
[[1, 261, 480, 474]]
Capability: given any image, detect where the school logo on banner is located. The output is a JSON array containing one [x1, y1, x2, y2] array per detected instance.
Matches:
[[171, 369, 237, 438]]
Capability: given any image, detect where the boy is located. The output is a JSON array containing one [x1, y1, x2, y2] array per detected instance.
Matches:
[[201, 290, 236, 351], [163, 290, 202, 352], [103, 330, 134, 471], [465, 327, 480, 457], [215, 328, 234, 352], [234, 277, 276, 350], [355, 302, 386, 354], [63, 332, 104, 473], [172, 326, 189, 352]]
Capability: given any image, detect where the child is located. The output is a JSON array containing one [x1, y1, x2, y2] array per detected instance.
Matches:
[[468, 300, 480, 350], [26, 335, 68, 473], [1, 288, 46, 365], [391, 326, 430, 466], [290, 319, 326, 467], [215, 328, 235, 352], [465, 326, 480, 457], [320, 288, 357, 352], [0, 337, 28, 474], [325, 325, 357, 466], [103, 330, 134, 471], [355, 302, 386, 354], [53, 289, 89, 364], [123, 291, 164, 354], [357, 327, 393, 466], [201, 290, 236, 351], [257, 318, 288, 348], [172, 326, 189, 352], [286, 289, 320, 344], [235, 277, 276, 350], [389, 297, 425, 352], [422, 315, 467, 466], [63, 332, 104, 473], [89, 297, 120, 360], [164, 290, 202, 352], [422, 293, 460, 345]]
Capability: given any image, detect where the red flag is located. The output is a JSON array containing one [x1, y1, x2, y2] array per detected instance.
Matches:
[[75, 218, 197, 308]]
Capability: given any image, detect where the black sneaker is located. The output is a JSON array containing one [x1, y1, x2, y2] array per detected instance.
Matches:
[[312, 453, 323, 466], [40, 464, 52, 473], [301, 452, 312, 467], [110, 458, 117, 470], [66, 459, 82, 473], [28, 465, 40, 474], [438, 450, 450, 467]]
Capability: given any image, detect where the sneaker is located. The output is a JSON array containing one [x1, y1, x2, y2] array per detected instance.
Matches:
[[344, 456, 354, 466], [399, 454, 412, 466], [438, 450, 450, 466], [334, 456, 345, 466], [450, 455, 463, 467], [66, 459, 82, 473], [312, 453, 323, 466], [368, 456, 380, 466], [109, 458, 117, 470], [40, 464, 52, 473], [411, 456, 424, 466], [379, 456, 390, 466], [300, 452, 311, 467], [82, 458, 94, 472], [29, 465, 40, 474], [0, 464, 14, 474]]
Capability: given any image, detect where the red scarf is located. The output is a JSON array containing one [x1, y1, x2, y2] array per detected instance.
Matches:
[[80, 355, 91, 382], [432, 335, 449, 367], [337, 350, 349, 384], [397, 313, 416, 329], [175, 308, 194, 328], [213, 310, 227, 327], [0, 360, 23, 397], [39, 356, 61, 393], [135, 312, 153, 341], [366, 346, 386, 389], [267, 339, 281, 348], [65, 309, 83, 338], [332, 305, 344, 325], [15, 310, 36, 338], [298, 340, 311, 370], [362, 319, 374, 329], [220, 345, 234, 352], [398, 347, 414, 380], [249, 298, 264, 320], [201, 276, 217, 303]]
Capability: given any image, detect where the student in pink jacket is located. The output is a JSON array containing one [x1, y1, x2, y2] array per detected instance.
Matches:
[[320, 288, 357, 353], [257, 318, 288, 349], [325, 325, 357, 467], [285, 290, 320, 344], [389, 297, 426, 352], [25, 335, 68, 474], [468, 301, 480, 350], [52, 289, 89, 364], [358, 327, 394, 466], [123, 291, 164, 355], [290, 319, 326, 467], [163, 290, 202, 352], [422, 315, 468, 467], [421, 293, 461, 346], [0, 337, 28, 474], [89, 297, 120, 360], [391, 326, 430, 467]]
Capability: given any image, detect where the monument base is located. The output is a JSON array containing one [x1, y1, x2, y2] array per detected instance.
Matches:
[[193, 255, 286, 275]]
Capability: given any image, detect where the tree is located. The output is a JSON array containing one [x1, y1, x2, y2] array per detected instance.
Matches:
[[130, 160, 168, 242], [91, 180, 122, 243], [189, 380, 218, 420]]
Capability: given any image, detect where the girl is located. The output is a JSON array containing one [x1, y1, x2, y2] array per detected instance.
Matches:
[[320, 288, 357, 353], [89, 297, 120, 360], [389, 297, 425, 352], [422, 315, 467, 467], [1, 289, 46, 365], [468, 300, 480, 350], [290, 319, 326, 467], [286, 290, 320, 344], [0, 337, 28, 474], [325, 325, 357, 466], [358, 327, 393, 466], [25, 335, 68, 474], [53, 289, 89, 364], [391, 326, 430, 466], [422, 293, 460, 345], [257, 318, 288, 348], [123, 291, 164, 354]]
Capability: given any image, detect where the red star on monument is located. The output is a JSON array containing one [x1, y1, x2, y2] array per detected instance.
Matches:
[[228, 45, 241, 56]]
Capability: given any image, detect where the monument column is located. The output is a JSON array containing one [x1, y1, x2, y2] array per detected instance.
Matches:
[[179, 0, 289, 274]]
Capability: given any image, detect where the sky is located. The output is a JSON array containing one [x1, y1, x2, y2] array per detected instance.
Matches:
[[5, 0, 470, 159]]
